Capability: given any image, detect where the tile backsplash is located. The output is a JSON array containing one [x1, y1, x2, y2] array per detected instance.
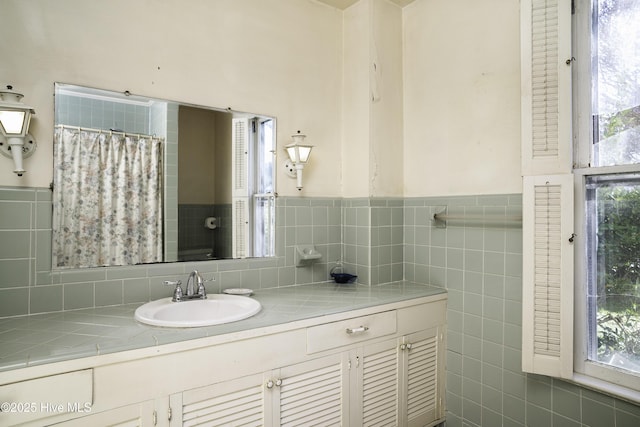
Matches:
[[0, 187, 355, 317], [0, 186, 412, 317]]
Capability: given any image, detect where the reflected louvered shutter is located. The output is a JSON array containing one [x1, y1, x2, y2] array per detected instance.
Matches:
[[521, 0, 574, 379], [522, 175, 574, 378], [232, 118, 250, 258], [233, 199, 249, 258]]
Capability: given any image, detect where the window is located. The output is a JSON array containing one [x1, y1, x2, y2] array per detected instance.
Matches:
[[588, 0, 640, 168], [584, 174, 640, 372], [574, 0, 640, 393], [521, 0, 640, 401], [252, 118, 276, 257], [231, 117, 276, 258]]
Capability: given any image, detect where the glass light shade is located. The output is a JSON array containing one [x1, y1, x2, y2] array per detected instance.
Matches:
[[0, 87, 37, 176], [0, 110, 28, 136], [285, 133, 313, 165], [297, 145, 312, 163], [0, 87, 34, 138], [285, 144, 313, 164]]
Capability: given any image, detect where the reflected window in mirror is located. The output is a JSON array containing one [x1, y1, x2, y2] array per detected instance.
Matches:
[[52, 83, 276, 269], [253, 118, 275, 257]]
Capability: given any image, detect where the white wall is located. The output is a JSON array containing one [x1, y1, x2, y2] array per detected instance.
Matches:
[[342, 0, 371, 197], [370, 0, 404, 197], [0, 0, 343, 197], [1, 0, 524, 199], [342, 0, 404, 198], [402, 0, 522, 197]]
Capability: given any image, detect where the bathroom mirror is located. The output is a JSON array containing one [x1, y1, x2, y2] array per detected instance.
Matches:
[[52, 83, 276, 269]]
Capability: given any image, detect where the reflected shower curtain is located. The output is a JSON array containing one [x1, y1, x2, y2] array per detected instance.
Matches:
[[53, 126, 164, 268]]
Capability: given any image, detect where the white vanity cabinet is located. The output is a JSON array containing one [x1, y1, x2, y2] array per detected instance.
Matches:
[[173, 299, 446, 427], [401, 327, 445, 426], [0, 369, 93, 427], [169, 372, 267, 426], [339, 304, 446, 426], [269, 353, 348, 426], [346, 329, 444, 427], [171, 352, 348, 426], [50, 400, 157, 427], [6, 295, 445, 427]]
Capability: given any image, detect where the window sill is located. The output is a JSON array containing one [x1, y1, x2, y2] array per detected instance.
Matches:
[[572, 371, 640, 405]]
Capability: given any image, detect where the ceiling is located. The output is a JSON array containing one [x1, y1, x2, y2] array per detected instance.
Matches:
[[316, 0, 415, 9]]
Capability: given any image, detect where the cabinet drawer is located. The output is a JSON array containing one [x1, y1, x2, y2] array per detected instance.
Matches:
[[0, 369, 93, 425], [397, 299, 446, 335], [306, 310, 397, 353]]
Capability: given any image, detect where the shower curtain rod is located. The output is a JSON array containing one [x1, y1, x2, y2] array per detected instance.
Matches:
[[55, 124, 160, 140]]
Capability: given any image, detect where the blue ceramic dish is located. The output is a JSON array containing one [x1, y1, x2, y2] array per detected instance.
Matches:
[[331, 273, 358, 284]]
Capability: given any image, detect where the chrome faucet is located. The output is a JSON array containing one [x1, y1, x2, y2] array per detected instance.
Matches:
[[164, 270, 207, 302], [185, 270, 206, 299]]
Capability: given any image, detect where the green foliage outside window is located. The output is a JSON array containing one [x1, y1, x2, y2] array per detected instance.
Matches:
[[596, 186, 640, 362]]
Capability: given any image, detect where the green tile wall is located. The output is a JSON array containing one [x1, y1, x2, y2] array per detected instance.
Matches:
[[0, 188, 347, 317], [403, 194, 640, 426], [280, 197, 343, 283], [2, 186, 639, 425], [342, 197, 404, 285]]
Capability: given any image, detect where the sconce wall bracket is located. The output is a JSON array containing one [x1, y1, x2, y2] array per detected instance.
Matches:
[[283, 161, 297, 178], [0, 133, 37, 159], [0, 133, 37, 176]]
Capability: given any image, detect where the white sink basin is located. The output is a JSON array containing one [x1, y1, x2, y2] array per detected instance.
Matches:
[[134, 295, 261, 328]]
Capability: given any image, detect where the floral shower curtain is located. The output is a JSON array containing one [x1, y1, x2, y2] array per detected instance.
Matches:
[[53, 126, 164, 268]]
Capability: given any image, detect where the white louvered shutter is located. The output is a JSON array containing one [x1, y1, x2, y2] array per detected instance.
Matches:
[[522, 175, 574, 378], [232, 118, 250, 258], [521, 0, 572, 176], [521, 0, 574, 379]]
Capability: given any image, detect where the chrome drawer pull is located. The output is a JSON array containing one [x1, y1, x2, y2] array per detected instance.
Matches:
[[346, 326, 369, 334]]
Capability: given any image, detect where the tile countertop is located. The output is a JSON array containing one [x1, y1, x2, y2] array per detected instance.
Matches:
[[0, 282, 446, 374]]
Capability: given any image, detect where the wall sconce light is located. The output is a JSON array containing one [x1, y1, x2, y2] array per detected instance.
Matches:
[[283, 131, 313, 191], [0, 85, 37, 176]]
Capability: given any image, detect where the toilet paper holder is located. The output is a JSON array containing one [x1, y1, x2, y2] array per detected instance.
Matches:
[[204, 217, 218, 229]]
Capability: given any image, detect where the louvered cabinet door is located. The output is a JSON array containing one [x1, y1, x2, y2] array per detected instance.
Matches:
[[402, 327, 444, 427], [274, 353, 347, 427], [359, 338, 401, 427], [178, 372, 266, 427]]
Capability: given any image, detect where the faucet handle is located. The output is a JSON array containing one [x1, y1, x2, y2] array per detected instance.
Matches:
[[164, 280, 183, 302], [197, 282, 207, 299], [189, 271, 207, 299], [195, 274, 207, 299]]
